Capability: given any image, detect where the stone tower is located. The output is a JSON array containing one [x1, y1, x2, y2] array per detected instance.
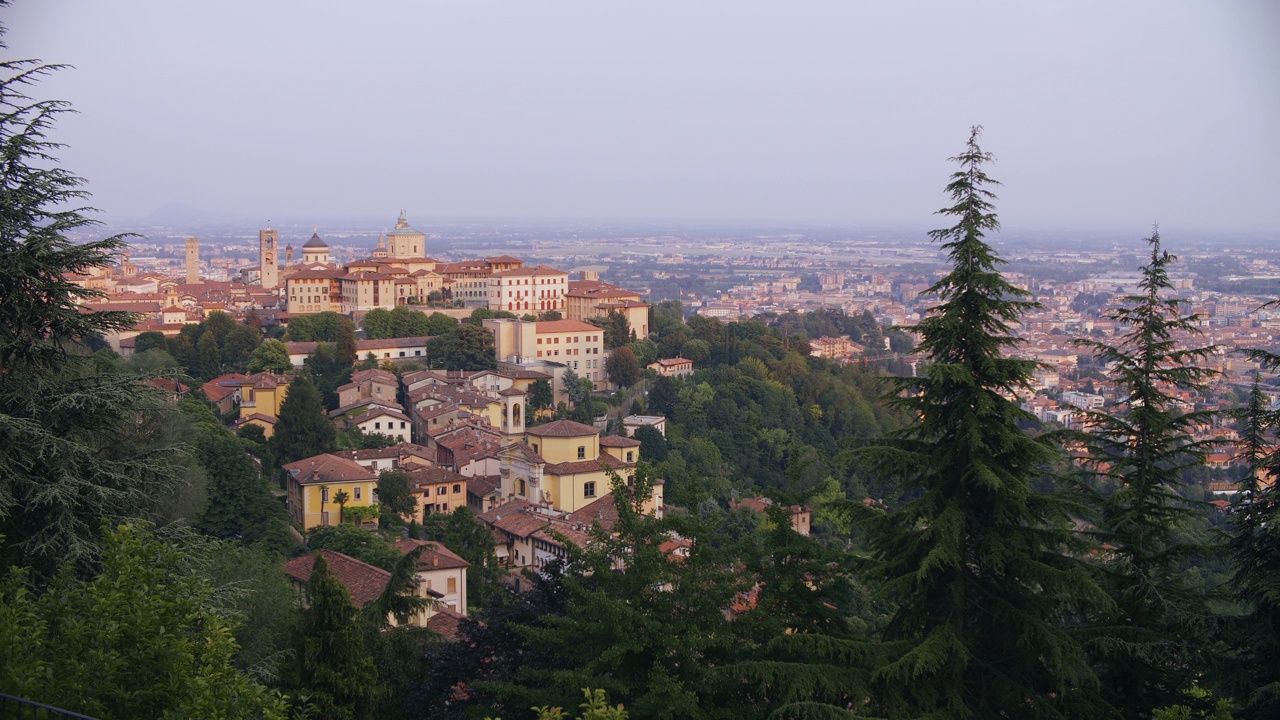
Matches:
[[259, 227, 279, 289], [184, 237, 201, 284], [284, 244, 294, 265]]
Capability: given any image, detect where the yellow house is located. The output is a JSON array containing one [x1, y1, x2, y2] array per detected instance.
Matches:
[[496, 419, 662, 515], [232, 372, 291, 438], [284, 453, 378, 530], [564, 279, 650, 339]]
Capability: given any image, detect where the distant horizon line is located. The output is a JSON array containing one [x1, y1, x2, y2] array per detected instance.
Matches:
[[88, 208, 1277, 239]]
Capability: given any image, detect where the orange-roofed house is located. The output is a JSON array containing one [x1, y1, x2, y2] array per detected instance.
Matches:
[[493, 419, 661, 516], [284, 453, 378, 530], [564, 279, 650, 339], [648, 357, 694, 377], [484, 318, 608, 395], [391, 539, 470, 615], [230, 372, 291, 438], [282, 550, 390, 609], [282, 549, 442, 628]]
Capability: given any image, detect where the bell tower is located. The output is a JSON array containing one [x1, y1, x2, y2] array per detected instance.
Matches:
[[499, 387, 527, 438], [259, 227, 279, 289], [184, 237, 201, 284]]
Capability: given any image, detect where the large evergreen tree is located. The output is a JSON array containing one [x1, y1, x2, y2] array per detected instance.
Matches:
[[852, 127, 1105, 718], [286, 553, 381, 720], [1221, 372, 1280, 718], [0, 30, 189, 578], [272, 374, 336, 464], [1073, 231, 1221, 717]]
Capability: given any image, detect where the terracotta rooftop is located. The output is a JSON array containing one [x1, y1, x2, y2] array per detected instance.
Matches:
[[425, 608, 467, 642], [350, 368, 398, 385], [600, 435, 641, 448], [492, 511, 552, 539], [566, 493, 619, 530], [351, 405, 412, 424], [283, 453, 377, 484], [526, 419, 599, 438], [281, 550, 390, 608], [201, 373, 248, 402], [467, 474, 502, 499], [545, 453, 631, 476], [535, 319, 600, 334], [565, 280, 642, 299], [391, 539, 471, 570], [406, 466, 470, 488], [490, 264, 567, 278]]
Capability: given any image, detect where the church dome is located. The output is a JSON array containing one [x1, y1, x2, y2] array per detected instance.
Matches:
[[303, 230, 328, 249]]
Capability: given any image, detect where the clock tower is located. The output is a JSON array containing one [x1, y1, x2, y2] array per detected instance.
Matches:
[[260, 227, 279, 289]]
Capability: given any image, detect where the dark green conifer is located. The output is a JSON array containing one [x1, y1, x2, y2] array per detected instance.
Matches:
[[854, 127, 1106, 718], [1073, 230, 1221, 717], [287, 553, 381, 719], [272, 374, 336, 464], [1222, 374, 1280, 718]]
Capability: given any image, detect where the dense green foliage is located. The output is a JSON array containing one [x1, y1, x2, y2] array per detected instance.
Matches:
[[0, 523, 288, 719], [1220, 364, 1280, 718], [435, 321, 499, 370], [363, 305, 436, 339]]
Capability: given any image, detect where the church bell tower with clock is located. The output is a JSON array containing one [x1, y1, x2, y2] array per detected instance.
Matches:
[[259, 227, 279, 289]]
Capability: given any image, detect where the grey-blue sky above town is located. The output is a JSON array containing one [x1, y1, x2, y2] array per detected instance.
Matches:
[[8, 0, 1279, 233]]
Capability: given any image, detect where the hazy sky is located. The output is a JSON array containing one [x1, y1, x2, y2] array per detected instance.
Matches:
[[7, 0, 1279, 232]]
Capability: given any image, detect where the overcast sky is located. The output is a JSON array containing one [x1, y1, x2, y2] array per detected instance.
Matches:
[[7, 0, 1278, 232]]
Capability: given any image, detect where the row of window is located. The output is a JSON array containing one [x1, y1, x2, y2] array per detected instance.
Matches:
[[537, 335, 599, 344], [320, 485, 363, 502], [500, 277, 565, 285]]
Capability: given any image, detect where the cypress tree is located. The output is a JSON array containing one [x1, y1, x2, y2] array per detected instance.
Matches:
[[272, 374, 336, 464], [1072, 231, 1221, 717], [287, 553, 381, 719], [854, 127, 1106, 718]]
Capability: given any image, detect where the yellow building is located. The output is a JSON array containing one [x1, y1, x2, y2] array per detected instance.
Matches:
[[484, 318, 607, 392], [231, 372, 291, 438], [285, 267, 344, 315], [564, 279, 650, 339], [284, 453, 378, 530], [495, 419, 661, 516], [404, 466, 471, 519]]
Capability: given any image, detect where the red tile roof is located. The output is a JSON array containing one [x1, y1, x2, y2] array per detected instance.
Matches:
[[544, 453, 630, 476], [525, 419, 599, 438], [281, 550, 390, 607], [391, 539, 471, 570], [284, 453, 376, 484], [566, 493, 619, 530], [425, 608, 468, 642], [535, 319, 600, 334]]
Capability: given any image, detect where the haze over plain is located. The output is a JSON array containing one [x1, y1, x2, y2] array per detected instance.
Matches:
[[7, 0, 1279, 233]]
